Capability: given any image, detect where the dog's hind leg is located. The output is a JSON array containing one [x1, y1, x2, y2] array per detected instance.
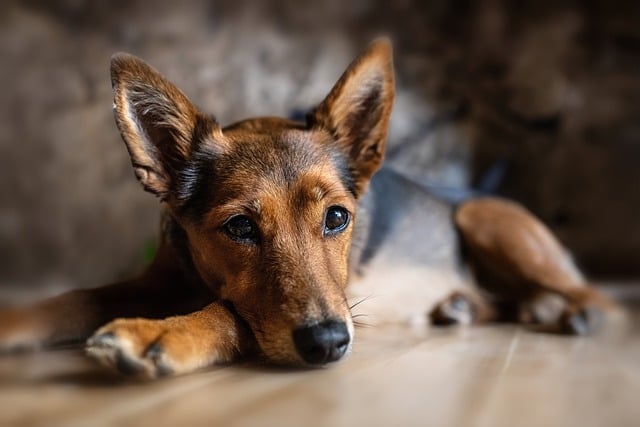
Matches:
[[453, 197, 615, 335], [0, 246, 213, 352]]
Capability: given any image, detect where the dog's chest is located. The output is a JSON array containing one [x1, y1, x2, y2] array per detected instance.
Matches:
[[352, 168, 462, 271], [347, 169, 469, 325]]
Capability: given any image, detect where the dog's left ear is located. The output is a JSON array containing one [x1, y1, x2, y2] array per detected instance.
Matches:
[[312, 38, 395, 197]]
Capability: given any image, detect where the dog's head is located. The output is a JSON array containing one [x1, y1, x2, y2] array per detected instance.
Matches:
[[110, 40, 394, 366]]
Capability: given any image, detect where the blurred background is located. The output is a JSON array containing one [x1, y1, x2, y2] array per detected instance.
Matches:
[[1, 0, 639, 297]]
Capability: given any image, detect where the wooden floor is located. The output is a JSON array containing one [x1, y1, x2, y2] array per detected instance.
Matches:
[[0, 299, 638, 427]]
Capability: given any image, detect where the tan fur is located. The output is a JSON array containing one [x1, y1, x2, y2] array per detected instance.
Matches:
[[0, 39, 617, 378], [455, 198, 613, 309], [312, 38, 395, 196], [182, 160, 357, 364], [96, 39, 393, 374], [87, 303, 249, 378]]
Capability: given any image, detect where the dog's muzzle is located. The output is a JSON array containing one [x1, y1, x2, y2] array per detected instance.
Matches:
[[292, 320, 350, 365]]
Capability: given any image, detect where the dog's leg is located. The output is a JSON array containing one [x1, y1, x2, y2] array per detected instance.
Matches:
[[429, 289, 498, 326], [86, 301, 254, 378], [0, 279, 141, 351], [0, 248, 213, 352], [454, 198, 614, 335]]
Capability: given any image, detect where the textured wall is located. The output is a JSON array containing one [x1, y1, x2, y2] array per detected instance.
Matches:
[[1, 0, 638, 294]]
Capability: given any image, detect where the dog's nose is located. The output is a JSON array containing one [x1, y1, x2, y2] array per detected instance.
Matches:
[[292, 320, 350, 365]]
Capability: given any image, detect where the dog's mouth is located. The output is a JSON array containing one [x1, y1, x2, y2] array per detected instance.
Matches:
[[244, 314, 354, 367]]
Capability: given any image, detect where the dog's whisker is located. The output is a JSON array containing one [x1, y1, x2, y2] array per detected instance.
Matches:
[[353, 320, 373, 329], [351, 313, 369, 319], [349, 294, 374, 310]]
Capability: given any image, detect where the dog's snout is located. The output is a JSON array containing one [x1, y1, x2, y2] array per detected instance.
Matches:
[[292, 320, 350, 365]]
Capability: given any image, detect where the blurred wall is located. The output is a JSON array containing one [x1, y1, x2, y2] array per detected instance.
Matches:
[[0, 0, 639, 294]]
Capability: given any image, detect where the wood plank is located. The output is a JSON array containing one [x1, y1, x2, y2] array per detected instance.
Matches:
[[0, 307, 637, 427]]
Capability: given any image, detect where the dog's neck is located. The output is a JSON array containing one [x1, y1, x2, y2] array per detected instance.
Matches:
[[160, 209, 211, 290]]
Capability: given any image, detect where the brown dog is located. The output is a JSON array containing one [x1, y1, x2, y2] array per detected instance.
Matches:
[[0, 39, 613, 378]]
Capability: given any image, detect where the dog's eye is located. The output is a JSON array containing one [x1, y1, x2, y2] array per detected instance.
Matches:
[[324, 206, 350, 235], [223, 215, 259, 242]]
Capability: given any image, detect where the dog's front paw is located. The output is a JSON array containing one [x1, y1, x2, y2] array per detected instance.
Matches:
[[86, 317, 224, 379]]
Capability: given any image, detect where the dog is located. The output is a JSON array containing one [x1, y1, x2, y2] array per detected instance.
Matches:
[[0, 39, 614, 378]]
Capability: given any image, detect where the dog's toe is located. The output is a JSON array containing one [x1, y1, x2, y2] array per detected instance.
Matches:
[[144, 342, 174, 377], [560, 305, 603, 336], [114, 349, 149, 376], [86, 331, 116, 348], [430, 293, 475, 326], [85, 318, 210, 378], [86, 332, 146, 375], [86, 322, 166, 379]]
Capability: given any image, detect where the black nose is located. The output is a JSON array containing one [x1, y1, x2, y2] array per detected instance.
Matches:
[[292, 320, 350, 365]]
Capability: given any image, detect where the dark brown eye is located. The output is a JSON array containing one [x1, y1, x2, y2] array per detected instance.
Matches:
[[324, 206, 350, 235], [223, 215, 259, 243]]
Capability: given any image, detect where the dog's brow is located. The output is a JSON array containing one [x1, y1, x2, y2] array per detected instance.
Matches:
[[295, 185, 328, 205], [296, 174, 351, 205], [249, 199, 262, 215], [312, 186, 325, 202], [213, 199, 263, 220], [310, 183, 346, 200]]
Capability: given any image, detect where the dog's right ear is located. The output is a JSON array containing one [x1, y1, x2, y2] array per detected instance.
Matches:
[[110, 53, 222, 201]]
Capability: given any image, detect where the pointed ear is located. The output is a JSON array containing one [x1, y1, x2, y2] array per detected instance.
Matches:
[[311, 38, 395, 197], [110, 53, 222, 201]]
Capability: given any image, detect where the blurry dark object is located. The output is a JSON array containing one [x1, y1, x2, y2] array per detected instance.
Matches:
[[364, 0, 640, 276]]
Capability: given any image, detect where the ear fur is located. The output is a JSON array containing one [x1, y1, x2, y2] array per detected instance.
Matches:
[[110, 53, 222, 201], [312, 38, 395, 197]]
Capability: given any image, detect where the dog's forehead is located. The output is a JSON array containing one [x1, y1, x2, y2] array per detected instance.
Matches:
[[179, 121, 355, 220], [217, 126, 340, 185]]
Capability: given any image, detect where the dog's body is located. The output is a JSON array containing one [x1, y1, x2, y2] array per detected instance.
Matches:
[[0, 40, 613, 378]]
